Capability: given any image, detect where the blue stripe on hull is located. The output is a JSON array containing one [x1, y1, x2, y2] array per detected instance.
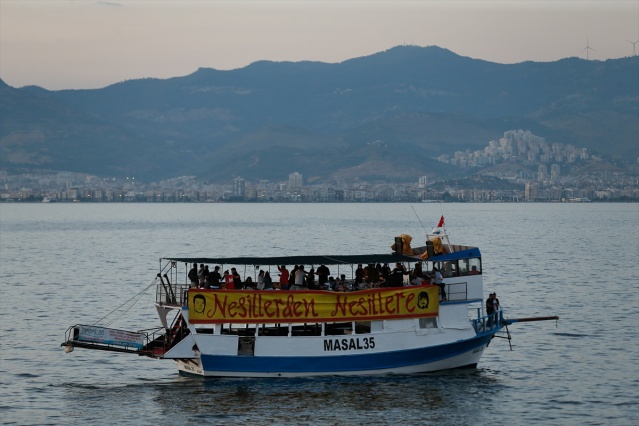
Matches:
[[199, 334, 493, 374]]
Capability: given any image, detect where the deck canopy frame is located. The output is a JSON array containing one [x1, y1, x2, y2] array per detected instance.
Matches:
[[163, 253, 421, 267], [163, 247, 480, 268]]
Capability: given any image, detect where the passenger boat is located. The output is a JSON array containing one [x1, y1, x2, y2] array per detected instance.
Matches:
[[62, 217, 557, 377]]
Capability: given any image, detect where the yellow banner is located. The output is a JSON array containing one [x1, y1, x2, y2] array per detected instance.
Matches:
[[188, 286, 439, 324]]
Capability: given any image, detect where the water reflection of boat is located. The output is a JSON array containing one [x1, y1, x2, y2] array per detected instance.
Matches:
[[62, 217, 558, 377]]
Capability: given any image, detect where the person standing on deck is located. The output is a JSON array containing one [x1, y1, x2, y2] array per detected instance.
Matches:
[[365, 264, 379, 284], [355, 264, 365, 286], [223, 270, 234, 289], [317, 264, 330, 288], [197, 264, 206, 288], [277, 265, 289, 290], [204, 269, 213, 289], [288, 265, 298, 289], [188, 263, 198, 288], [306, 267, 316, 289], [231, 267, 243, 290], [293, 265, 306, 289], [381, 263, 391, 277], [209, 266, 222, 288], [257, 270, 265, 290], [486, 292, 496, 327], [492, 293, 500, 311], [389, 263, 405, 287], [263, 272, 273, 290], [202, 265, 209, 288], [486, 293, 495, 315], [433, 266, 446, 301]]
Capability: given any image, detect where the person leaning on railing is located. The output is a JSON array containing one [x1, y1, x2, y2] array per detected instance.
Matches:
[[486, 292, 499, 327]]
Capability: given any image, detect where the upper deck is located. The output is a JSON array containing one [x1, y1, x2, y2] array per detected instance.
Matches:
[[155, 235, 484, 308]]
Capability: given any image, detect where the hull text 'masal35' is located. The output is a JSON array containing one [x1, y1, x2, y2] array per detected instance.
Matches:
[[62, 217, 557, 378]]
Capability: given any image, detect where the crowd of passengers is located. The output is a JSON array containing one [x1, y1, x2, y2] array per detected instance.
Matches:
[[187, 260, 480, 293]]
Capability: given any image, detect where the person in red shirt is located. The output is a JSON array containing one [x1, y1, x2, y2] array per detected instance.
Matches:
[[223, 270, 233, 289], [277, 265, 289, 290]]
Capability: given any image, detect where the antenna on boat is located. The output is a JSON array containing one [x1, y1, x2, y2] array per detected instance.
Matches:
[[411, 205, 427, 233]]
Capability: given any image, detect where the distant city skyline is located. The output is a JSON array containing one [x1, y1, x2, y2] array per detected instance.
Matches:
[[1, 0, 638, 90], [3, 127, 637, 203]]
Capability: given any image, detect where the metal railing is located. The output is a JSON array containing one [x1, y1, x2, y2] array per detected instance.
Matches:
[[156, 283, 189, 306], [444, 281, 468, 301], [62, 324, 162, 354], [471, 309, 504, 333], [157, 281, 470, 306]]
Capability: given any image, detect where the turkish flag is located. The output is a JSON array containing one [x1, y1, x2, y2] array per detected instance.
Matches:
[[437, 215, 445, 228]]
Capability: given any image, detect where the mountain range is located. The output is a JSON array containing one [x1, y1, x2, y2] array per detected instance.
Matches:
[[1, 45, 637, 183]]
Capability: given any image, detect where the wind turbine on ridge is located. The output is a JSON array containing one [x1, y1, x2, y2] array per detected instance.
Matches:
[[627, 39, 639, 56], [582, 37, 596, 60]]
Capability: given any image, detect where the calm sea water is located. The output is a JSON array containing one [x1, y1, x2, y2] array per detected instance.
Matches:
[[1, 203, 638, 425]]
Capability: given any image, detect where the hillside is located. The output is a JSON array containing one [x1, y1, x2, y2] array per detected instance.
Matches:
[[1, 45, 637, 182]]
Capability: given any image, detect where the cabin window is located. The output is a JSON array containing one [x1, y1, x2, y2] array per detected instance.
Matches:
[[468, 258, 482, 275], [419, 317, 438, 329], [459, 259, 470, 275], [440, 261, 459, 278]]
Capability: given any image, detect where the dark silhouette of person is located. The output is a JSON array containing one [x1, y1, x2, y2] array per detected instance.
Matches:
[[389, 263, 405, 287], [231, 267, 243, 290], [306, 267, 316, 289], [355, 264, 365, 285], [317, 264, 330, 287], [188, 263, 198, 287], [263, 271, 273, 290], [209, 266, 222, 288], [486, 292, 499, 327]]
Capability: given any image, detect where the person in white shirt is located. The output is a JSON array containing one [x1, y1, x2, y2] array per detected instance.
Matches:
[[293, 265, 306, 289], [433, 267, 446, 301]]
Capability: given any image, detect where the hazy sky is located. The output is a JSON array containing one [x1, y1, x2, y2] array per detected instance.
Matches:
[[1, 0, 638, 90]]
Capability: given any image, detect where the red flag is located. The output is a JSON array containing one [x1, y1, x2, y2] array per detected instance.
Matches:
[[437, 215, 445, 228]]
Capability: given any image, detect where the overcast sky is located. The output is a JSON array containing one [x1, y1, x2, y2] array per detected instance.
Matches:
[[1, 0, 638, 90]]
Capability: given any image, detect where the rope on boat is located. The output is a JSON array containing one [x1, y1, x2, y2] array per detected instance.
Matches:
[[93, 277, 159, 327]]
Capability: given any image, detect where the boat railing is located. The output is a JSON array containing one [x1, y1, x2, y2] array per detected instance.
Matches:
[[445, 281, 468, 301], [471, 309, 504, 333], [141, 318, 189, 357], [156, 282, 468, 306], [61, 324, 160, 354], [156, 283, 189, 306]]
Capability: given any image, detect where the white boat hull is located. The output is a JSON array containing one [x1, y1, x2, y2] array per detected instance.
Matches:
[[172, 331, 495, 378]]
